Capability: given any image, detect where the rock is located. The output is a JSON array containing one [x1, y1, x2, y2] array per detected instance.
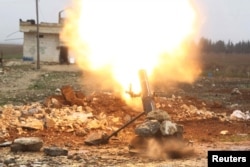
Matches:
[[51, 98, 62, 108], [245, 111, 250, 120], [21, 117, 44, 130], [55, 88, 61, 93], [27, 108, 39, 115], [11, 137, 43, 152], [135, 120, 160, 137], [155, 103, 161, 109], [85, 106, 94, 113], [220, 130, 229, 135], [75, 129, 87, 137], [44, 95, 69, 107], [230, 110, 247, 120], [61, 85, 85, 106], [76, 106, 83, 112], [146, 109, 171, 122], [0, 141, 12, 147], [84, 131, 108, 145], [75, 91, 85, 100], [3, 156, 16, 165], [160, 120, 178, 135], [123, 114, 131, 122], [86, 119, 102, 129], [231, 88, 242, 95], [66, 112, 93, 123], [44, 116, 56, 128], [44, 147, 68, 156], [68, 153, 85, 161]]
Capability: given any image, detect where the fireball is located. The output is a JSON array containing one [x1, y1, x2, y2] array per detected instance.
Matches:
[[61, 0, 201, 104]]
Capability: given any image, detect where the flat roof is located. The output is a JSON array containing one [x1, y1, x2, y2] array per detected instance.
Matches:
[[20, 21, 62, 34]]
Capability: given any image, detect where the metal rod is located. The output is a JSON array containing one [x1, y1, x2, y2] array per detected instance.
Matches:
[[104, 111, 146, 142], [36, 0, 40, 69]]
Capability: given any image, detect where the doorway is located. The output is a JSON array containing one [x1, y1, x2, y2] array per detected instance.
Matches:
[[59, 46, 69, 64]]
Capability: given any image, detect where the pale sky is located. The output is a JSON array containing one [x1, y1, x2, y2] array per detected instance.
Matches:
[[195, 0, 250, 43], [0, 0, 250, 44]]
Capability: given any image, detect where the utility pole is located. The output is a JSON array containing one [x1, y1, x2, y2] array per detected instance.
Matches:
[[36, 0, 40, 69]]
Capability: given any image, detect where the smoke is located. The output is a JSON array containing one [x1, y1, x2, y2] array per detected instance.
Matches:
[[150, 41, 202, 88], [129, 136, 196, 160]]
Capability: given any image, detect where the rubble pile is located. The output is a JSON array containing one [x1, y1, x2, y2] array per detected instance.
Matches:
[[1, 85, 249, 143], [135, 109, 183, 137], [0, 84, 249, 166], [0, 102, 132, 142], [153, 95, 248, 122]]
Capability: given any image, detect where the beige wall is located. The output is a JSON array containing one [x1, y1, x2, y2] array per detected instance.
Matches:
[[23, 33, 60, 62]]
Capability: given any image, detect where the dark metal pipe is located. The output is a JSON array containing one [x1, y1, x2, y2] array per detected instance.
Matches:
[[138, 69, 156, 113]]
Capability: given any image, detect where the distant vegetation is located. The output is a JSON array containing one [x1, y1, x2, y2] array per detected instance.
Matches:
[[199, 37, 250, 54], [0, 43, 23, 59]]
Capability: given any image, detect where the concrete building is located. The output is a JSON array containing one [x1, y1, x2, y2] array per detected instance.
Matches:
[[19, 19, 68, 63]]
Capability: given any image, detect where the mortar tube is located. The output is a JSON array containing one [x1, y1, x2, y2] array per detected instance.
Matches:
[[138, 69, 156, 113]]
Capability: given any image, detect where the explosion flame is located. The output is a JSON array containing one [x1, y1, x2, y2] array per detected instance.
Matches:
[[61, 0, 201, 103]]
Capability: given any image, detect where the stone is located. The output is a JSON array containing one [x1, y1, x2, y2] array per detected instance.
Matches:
[[146, 109, 171, 122], [220, 130, 229, 135], [86, 119, 102, 129], [21, 118, 44, 130], [160, 120, 178, 135], [11, 137, 43, 152], [135, 120, 160, 137], [76, 106, 83, 112], [231, 88, 242, 95], [75, 129, 87, 137], [85, 106, 94, 113], [55, 88, 61, 93], [3, 156, 16, 165], [123, 114, 131, 122], [44, 116, 56, 128], [84, 131, 108, 145], [230, 110, 246, 120], [51, 98, 62, 108], [246, 111, 250, 120], [43, 95, 69, 107], [61, 85, 85, 106], [0, 141, 12, 147], [27, 108, 39, 115], [44, 147, 68, 156]]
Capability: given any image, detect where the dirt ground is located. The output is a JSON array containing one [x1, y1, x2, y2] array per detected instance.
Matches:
[[0, 60, 250, 166]]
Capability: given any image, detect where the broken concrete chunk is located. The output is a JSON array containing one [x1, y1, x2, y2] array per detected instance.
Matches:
[[11, 137, 43, 152]]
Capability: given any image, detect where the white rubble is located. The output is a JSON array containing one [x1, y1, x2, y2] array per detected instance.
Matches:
[[230, 110, 250, 120]]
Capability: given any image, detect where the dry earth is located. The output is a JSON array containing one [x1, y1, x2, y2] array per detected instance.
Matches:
[[0, 60, 250, 167]]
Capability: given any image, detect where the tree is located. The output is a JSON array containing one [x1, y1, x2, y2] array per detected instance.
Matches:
[[214, 40, 225, 53]]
